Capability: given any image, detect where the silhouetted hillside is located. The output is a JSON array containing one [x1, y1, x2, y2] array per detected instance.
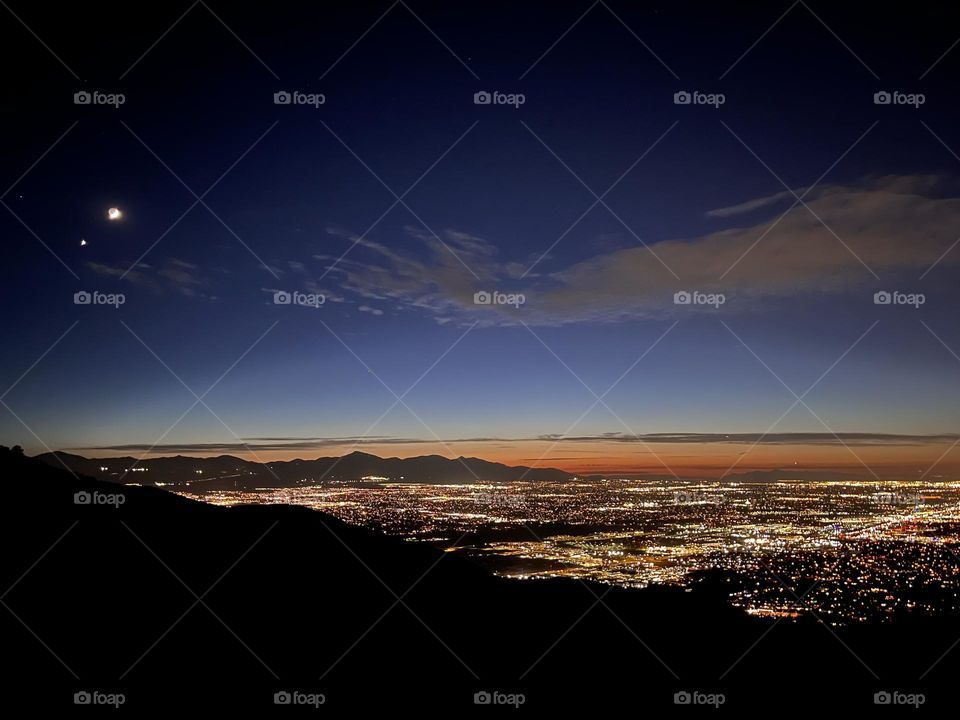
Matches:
[[2, 446, 957, 711], [35, 449, 574, 489]]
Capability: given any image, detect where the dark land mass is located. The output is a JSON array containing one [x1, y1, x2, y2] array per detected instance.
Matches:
[[3, 446, 957, 712]]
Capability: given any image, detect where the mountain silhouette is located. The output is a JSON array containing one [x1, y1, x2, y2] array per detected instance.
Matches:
[[35, 449, 573, 489], [3, 446, 958, 711]]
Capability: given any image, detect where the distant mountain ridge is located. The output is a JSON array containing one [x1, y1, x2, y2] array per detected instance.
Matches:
[[34, 451, 887, 490], [34, 449, 574, 489]]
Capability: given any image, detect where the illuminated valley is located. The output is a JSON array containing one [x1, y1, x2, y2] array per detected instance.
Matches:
[[177, 478, 960, 624]]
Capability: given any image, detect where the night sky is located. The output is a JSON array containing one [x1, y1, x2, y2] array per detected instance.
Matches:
[[2, 1, 960, 476]]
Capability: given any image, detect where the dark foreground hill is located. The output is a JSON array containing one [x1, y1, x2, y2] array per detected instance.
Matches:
[[1, 446, 956, 712]]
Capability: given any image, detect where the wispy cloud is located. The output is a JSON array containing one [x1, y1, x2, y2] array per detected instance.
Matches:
[[705, 188, 801, 217], [537, 432, 960, 447], [315, 174, 960, 326], [84, 432, 960, 455], [89, 257, 210, 297]]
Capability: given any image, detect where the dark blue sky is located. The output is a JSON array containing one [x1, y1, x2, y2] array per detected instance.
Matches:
[[2, 1, 960, 475]]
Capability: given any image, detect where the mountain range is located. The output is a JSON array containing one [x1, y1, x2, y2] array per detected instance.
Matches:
[[35, 449, 887, 490], [35, 449, 575, 489]]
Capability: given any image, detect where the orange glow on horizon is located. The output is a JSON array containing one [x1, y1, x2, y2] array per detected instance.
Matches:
[[72, 438, 960, 480]]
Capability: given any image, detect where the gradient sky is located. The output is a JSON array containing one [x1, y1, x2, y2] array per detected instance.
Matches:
[[2, 1, 960, 477]]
